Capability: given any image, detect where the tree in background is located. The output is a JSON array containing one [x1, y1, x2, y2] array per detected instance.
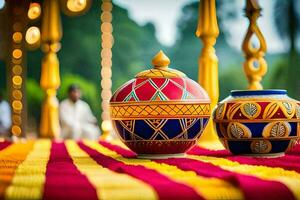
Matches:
[[1, 0, 295, 131], [272, 0, 300, 98], [111, 5, 162, 89], [25, 1, 163, 127], [170, 1, 247, 99]]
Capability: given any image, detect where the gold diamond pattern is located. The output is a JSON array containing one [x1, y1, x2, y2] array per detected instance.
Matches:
[[111, 103, 210, 119]]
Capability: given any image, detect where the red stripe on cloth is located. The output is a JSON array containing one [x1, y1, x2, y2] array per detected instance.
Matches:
[[187, 146, 231, 157], [101, 141, 295, 200], [0, 141, 11, 151], [99, 141, 137, 158], [43, 142, 98, 200], [78, 141, 202, 200], [158, 158, 295, 200], [189, 146, 300, 173]]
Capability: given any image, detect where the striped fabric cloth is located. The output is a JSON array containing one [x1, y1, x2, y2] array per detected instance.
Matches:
[[0, 140, 299, 200]]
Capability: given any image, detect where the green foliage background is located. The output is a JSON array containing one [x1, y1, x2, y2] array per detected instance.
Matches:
[[0, 0, 298, 133]]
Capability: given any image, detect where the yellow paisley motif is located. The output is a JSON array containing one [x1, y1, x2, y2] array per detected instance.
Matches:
[[250, 140, 272, 154], [227, 122, 252, 139], [262, 122, 291, 138], [215, 103, 226, 120], [240, 102, 261, 119], [280, 102, 295, 119], [226, 103, 241, 120], [296, 104, 300, 119], [263, 102, 280, 119]]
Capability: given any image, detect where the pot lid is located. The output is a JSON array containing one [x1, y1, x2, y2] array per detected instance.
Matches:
[[135, 50, 186, 78], [110, 50, 210, 103]]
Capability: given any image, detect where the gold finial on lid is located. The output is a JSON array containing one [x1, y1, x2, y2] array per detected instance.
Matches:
[[152, 50, 170, 70], [135, 50, 185, 78]]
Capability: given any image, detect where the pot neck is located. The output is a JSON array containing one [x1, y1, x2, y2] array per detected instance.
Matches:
[[231, 90, 287, 97]]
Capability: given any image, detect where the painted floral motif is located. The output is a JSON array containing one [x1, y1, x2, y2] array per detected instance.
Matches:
[[241, 102, 260, 119], [213, 90, 300, 155], [250, 140, 272, 154], [263, 122, 291, 138], [282, 102, 293, 115], [263, 102, 280, 119], [280, 102, 295, 119], [296, 104, 300, 119], [228, 122, 251, 139], [215, 103, 226, 120], [110, 51, 211, 155]]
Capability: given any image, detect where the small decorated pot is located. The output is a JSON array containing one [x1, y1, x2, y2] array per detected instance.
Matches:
[[110, 51, 210, 158], [213, 90, 300, 156]]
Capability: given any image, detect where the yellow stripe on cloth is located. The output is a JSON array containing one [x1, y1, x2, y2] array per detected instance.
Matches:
[[5, 140, 51, 200], [0, 141, 34, 198], [83, 141, 244, 200], [108, 139, 128, 149], [65, 140, 158, 200], [188, 155, 300, 199]]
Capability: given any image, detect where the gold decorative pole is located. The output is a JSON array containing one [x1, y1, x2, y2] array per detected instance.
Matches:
[[100, 0, 113, 139], [196, 0, 222, 149], [242, 0, 267, 90], [39, 0, 62, 138], [38, 0, 90, 138]]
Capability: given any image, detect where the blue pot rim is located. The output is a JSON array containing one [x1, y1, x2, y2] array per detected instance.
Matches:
[[231, 89, 287, 97]]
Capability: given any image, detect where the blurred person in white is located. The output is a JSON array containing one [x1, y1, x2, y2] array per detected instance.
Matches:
[[59, 84, 100, 140], [0, 91, 11, 137]]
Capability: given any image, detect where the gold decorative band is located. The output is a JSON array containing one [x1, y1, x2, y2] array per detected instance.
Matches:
[[110, 102, 210, 120], [214, 119, 300, 123], [220, 136, 299, 141], [122, 139, 197, 142]]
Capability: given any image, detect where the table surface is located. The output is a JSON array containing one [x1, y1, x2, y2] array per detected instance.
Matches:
[[0, 139, 299, 200]]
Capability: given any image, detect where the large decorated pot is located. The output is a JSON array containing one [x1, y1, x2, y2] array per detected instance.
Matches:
[[110, 51, 210, 158], [213, 90, 300, 156]]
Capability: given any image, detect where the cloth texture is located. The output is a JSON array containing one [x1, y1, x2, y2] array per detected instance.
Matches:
[[0, 139, 299, 200]]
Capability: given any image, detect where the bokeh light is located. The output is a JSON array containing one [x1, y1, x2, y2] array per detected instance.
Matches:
[[13, 22, 22, 31], [101, 12, 112, 22], [101, 120, 112, 132], [12, 90, 22, 100], [12, 65, 22, 75], [12, 75, 22, 86], [12, 100, 22, 111], [12, 32, 22, 43], [0, 0, 5, 10], [101, 2, 112, 12], [101, 90, 112, 99], [12, 49, 22, 59], [25, 26, 40, 45], [67, 0, 87, 12], [101, 67, 112, 78], [12, 115, 22, 125], [11, 125, 21, 136], [101, 22, 113, 33], [101, 78, 112, 89], [28, 3, 41, 20]]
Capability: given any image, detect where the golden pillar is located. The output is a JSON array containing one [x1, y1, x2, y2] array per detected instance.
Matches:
[[196, 0, 223, 149], [242, 0, 267, 90], [39, 0, 91, 138], [39, 0, 62, 138], [100, 0, 114, 139]]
